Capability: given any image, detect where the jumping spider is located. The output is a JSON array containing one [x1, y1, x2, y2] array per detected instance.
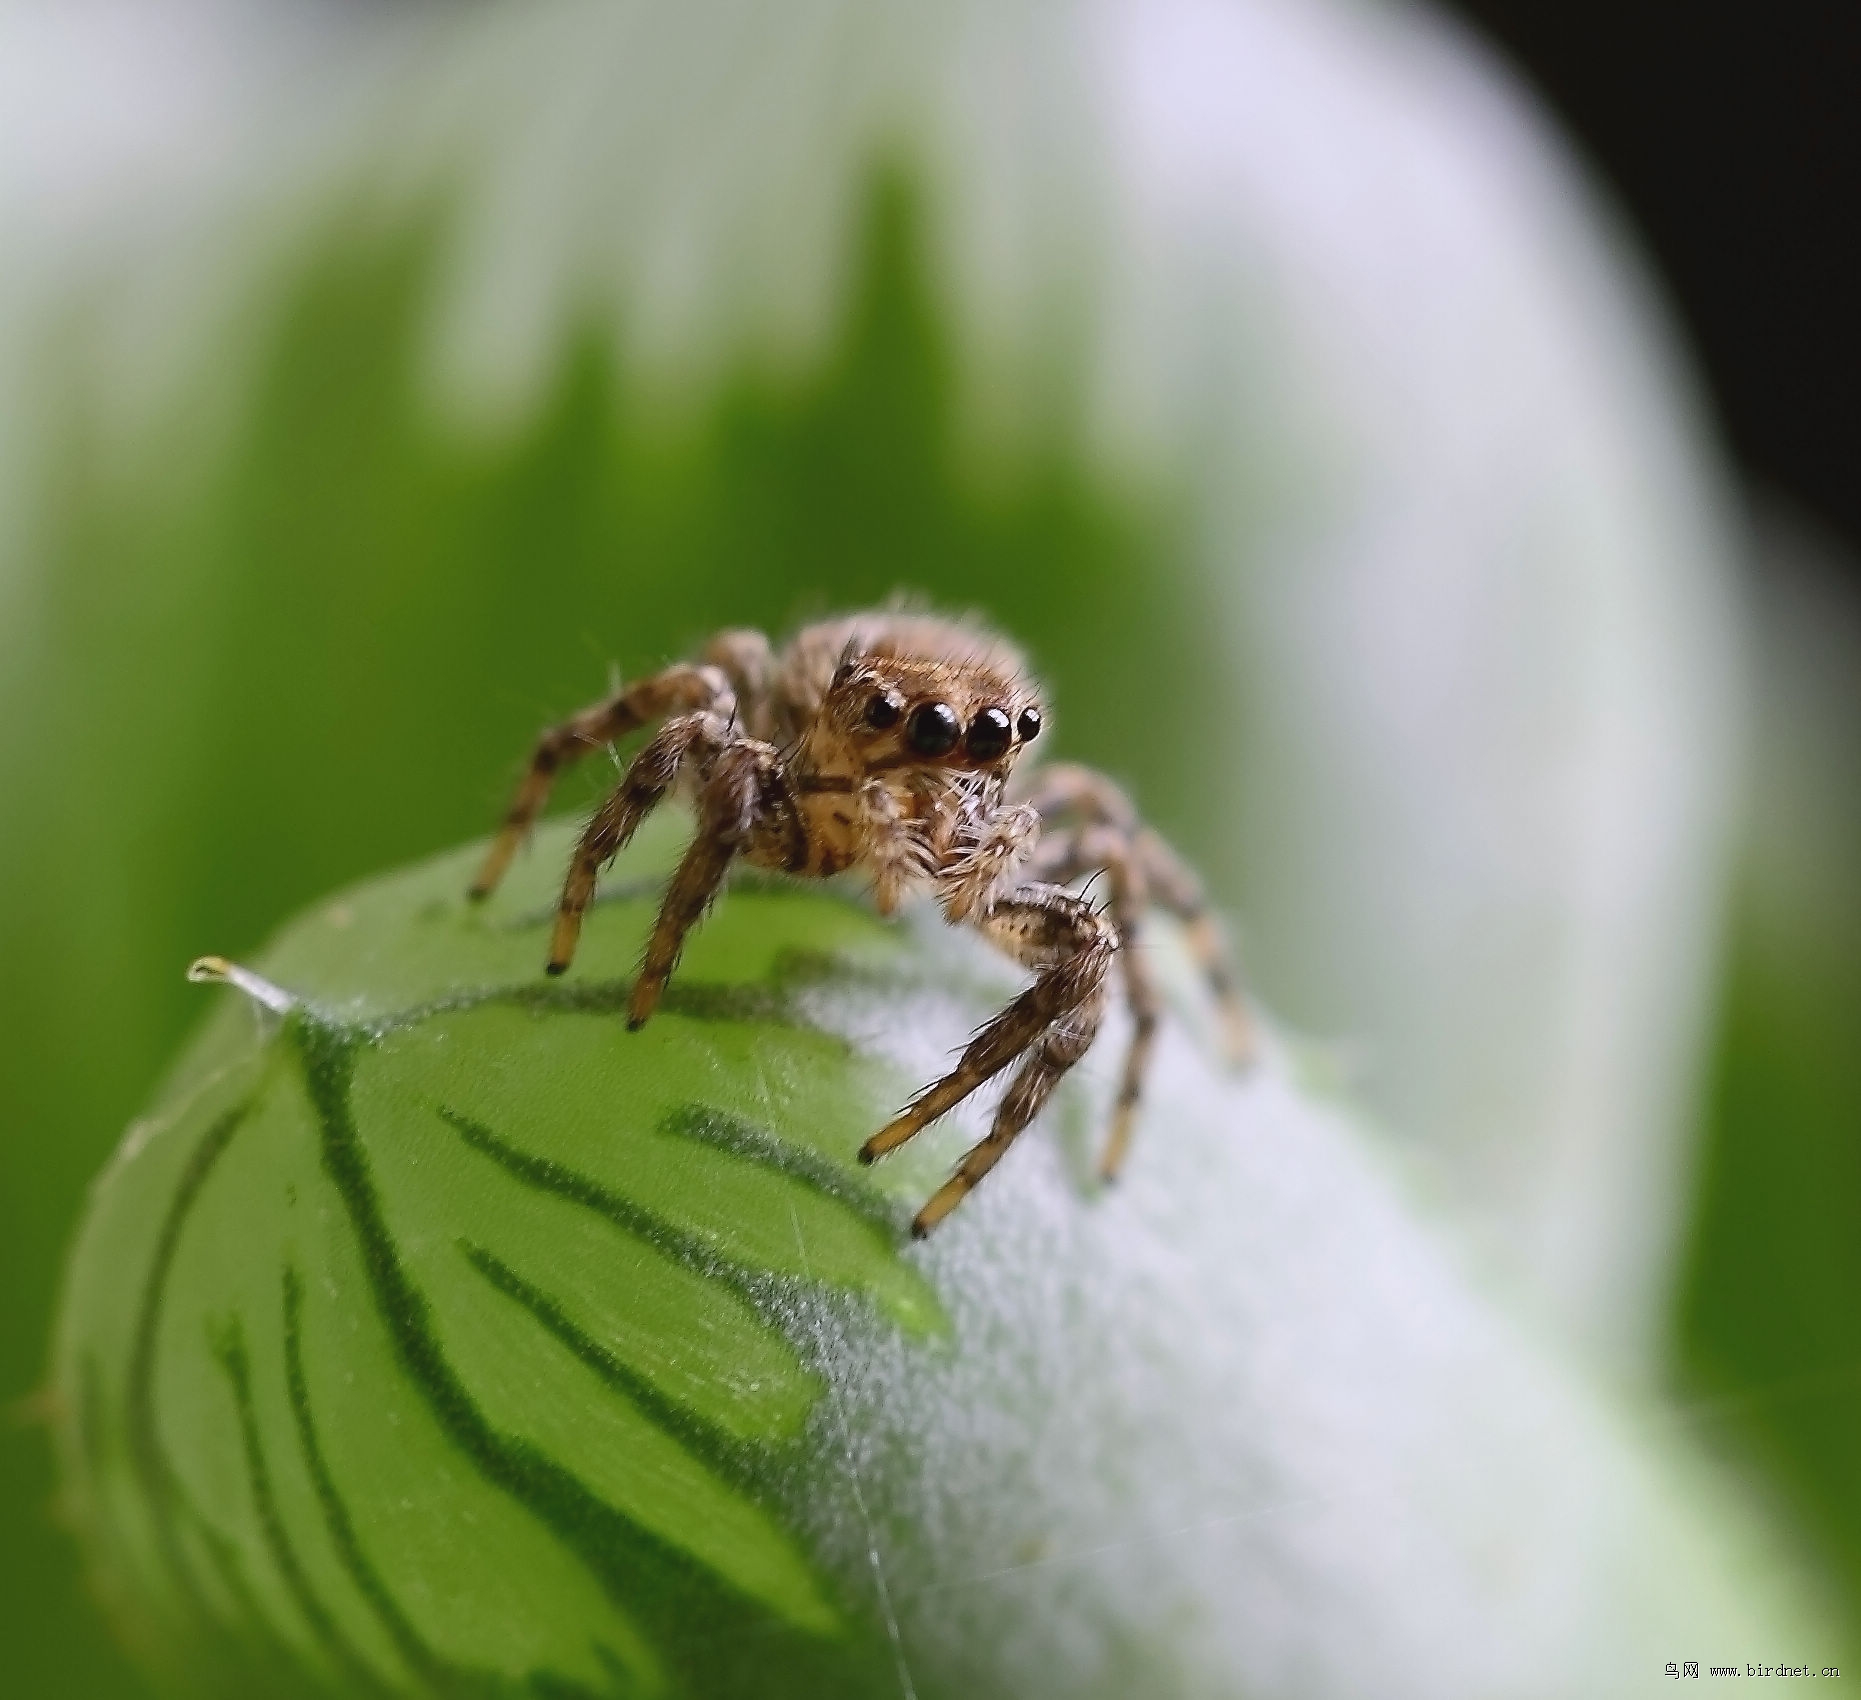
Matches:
[[469, 612, 1252, 1237]]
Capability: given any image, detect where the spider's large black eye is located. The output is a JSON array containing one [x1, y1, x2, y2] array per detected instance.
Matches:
[[905, 701, 961, 757], [864, 690, 903, 729], [965, 706, 1013, 762], [1017, 706, 1043, 742]]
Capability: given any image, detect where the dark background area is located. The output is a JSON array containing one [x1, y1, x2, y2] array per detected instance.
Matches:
[[1445, 0, 1859, 561]]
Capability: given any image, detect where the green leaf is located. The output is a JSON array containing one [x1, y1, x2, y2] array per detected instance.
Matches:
[[53, 813, 1840, 1697], [57, 811, 942, 1697]]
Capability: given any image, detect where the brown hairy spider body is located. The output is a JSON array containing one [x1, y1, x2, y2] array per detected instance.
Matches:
[[469, 612, 1251, 1237]]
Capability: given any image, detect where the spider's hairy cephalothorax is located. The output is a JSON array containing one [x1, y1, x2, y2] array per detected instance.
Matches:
[[470, 611, 1252, 1236]]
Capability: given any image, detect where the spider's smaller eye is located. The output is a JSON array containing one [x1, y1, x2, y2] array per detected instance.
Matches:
[[831, 661, 859, 692], [1016, 706, 1043, 742], [864, 690, 903, 729], [965, 706, 1013, 762], [905, 701, 961, 757]]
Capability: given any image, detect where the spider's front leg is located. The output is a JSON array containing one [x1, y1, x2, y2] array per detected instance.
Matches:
[[543, 708, 780, 1012], [860, 885, 1117, 1236], [623, 740, 788, 1030], [470, 661, 738, 901]]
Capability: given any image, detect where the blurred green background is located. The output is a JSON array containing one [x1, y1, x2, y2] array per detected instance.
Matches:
[[3, 2, 1858, 1694], [1680, 522, 1861, 1625]]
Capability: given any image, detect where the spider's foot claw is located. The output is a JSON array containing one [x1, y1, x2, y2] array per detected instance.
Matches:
[[860, 1113, 921, 1165], [857, 1124, 905, 1165], [910, 1178, 967, 1237], [545, 960, 568, 977], [626, 984, 662, 1030], [1095, 1108, 1137, 1185], [466, 884, 491, 903]]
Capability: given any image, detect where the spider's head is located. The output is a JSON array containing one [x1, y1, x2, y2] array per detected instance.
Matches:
[[823, 653, 1044, 778]]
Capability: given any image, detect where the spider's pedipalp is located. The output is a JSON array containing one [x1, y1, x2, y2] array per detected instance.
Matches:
[[857, 778, 929, 915], [938, 800, 1040, 923]]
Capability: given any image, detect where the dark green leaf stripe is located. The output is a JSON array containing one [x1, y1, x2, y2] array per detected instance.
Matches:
[[443, 1104, 882, 1320], [288, 1010, 873, 1696], [74, 822, 941, 1697], [210, 1310, 394, 1697], [483, 977, 802, 1034], [455, 1244, 760, 1496], [125, 1099, 254, 1621], [278, 1266, 596, 1699], [119, 1078, 333, 1696], [657, 1104, 906, 1239], [276, 1260, 455, 1692]]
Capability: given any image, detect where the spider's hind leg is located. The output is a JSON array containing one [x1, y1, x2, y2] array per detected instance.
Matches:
[[699, 628, 777, 737], [1026, 823, 1160, 1183], [1135, 827, 1255, 1066], [1022, 762, 1255, 1068]]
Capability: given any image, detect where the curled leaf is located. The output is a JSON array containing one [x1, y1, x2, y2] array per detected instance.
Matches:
[[54, 813, 1833, 1697]]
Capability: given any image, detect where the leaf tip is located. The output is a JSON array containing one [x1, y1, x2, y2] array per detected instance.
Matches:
[[186, 954, 296, 1015]]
